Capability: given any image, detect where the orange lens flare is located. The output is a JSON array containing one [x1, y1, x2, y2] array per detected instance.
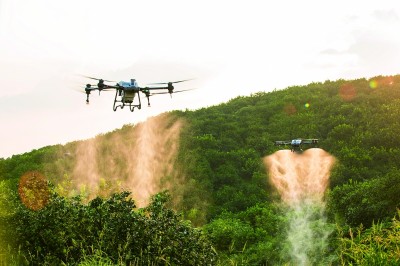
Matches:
[[339, 83, 356, 101], [284, 103, 297, 115], [18, 171, 50, 211]]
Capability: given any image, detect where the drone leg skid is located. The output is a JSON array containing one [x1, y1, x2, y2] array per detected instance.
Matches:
[[113, 90, 141, 112]]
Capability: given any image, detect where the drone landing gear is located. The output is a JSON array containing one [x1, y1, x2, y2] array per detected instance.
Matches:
[[128, 102, 141, 112], [113, 90, 141, 112], [85, 91, 91, 104]]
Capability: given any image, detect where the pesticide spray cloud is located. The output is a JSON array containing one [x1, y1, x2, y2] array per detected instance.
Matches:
[[264, 148, 335, 265], [124, 114, 183, 207], [73, 138, 100, 192], [71, 113, 183, 207]]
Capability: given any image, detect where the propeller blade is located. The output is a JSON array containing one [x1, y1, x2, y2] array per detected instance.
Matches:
[[171, 88, 196, 93], [145, 86, 169, 90], [82, 75, 115, 82], [150, 88, 196, 95], [147, 78, 193, 85], [150, 91, 170, 95], [84, 84, 98, 89], [147, 82, 168, 85], [171, 79, 194, 84], [82, 86, 99, 91], [75, 87, 100, 93], [74, 89, 86, 94]]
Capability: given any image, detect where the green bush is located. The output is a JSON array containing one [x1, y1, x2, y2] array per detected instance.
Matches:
[[10, 190, 217, 265]]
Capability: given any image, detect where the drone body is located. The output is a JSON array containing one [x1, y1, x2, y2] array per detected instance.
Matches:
[[274, 138, 318, 152], [82, 76, 193, 112]]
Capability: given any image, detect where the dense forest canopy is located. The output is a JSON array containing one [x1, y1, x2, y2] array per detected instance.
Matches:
[[1, 75, 400, 265]]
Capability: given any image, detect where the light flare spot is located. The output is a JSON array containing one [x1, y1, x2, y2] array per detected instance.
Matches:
[[18, 171, 50, 211], [369, 80, 378, 89], [284, 103, 297, 115], [339, 83, 356, 101]]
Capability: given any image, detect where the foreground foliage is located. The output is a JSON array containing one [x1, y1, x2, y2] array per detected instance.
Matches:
[[6, 190, 216, 265], [204, 203, 286, 265], [337, 210, 400, 265]]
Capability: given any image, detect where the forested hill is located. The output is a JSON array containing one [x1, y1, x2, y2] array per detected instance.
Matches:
[[1, 74, 400, 264], [174, 74, 400, 226]]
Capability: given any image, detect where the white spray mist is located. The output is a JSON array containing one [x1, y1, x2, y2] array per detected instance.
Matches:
[[264, 148, 335, 265], [71, 113, 183, 207]]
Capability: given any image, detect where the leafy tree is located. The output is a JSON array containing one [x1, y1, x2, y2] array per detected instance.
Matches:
[[328, 169, 400, 227], [10, 190, 217, 265], [204, 203, 286, 265]]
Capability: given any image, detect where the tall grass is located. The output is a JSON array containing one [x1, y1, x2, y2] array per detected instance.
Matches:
[[337, 210, 400, 265]]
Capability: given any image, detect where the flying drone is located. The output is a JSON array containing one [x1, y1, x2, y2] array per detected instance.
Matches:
[[274, 138, 318, 152], [80, 76, 194, 112]]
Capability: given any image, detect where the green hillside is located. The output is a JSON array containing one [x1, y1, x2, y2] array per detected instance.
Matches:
[[1, 75, 400, 265]]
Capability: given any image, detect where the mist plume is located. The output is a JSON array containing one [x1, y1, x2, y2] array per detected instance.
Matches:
[[264, 148, 335, 265], [71, 113, 183, 207], [73, 138, 100, 192]]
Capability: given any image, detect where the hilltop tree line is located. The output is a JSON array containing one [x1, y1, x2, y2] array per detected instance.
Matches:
[[1, 75, 400, 264]]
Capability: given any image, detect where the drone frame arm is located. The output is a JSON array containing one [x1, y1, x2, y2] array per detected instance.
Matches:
[[274, 141, 291, 146]]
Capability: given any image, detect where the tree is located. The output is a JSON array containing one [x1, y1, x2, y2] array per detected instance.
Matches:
[[11, 190, 217, 265]]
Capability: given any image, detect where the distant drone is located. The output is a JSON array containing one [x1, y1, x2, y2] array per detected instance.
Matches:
[[274, 138, 318, 152], [79, 76, 194, 112]]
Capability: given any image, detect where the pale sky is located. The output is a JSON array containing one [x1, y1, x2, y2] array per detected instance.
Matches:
[[1, 0, 400, 158]]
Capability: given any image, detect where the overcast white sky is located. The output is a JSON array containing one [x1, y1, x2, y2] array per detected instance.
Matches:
[[1, 0, 400, 158]]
